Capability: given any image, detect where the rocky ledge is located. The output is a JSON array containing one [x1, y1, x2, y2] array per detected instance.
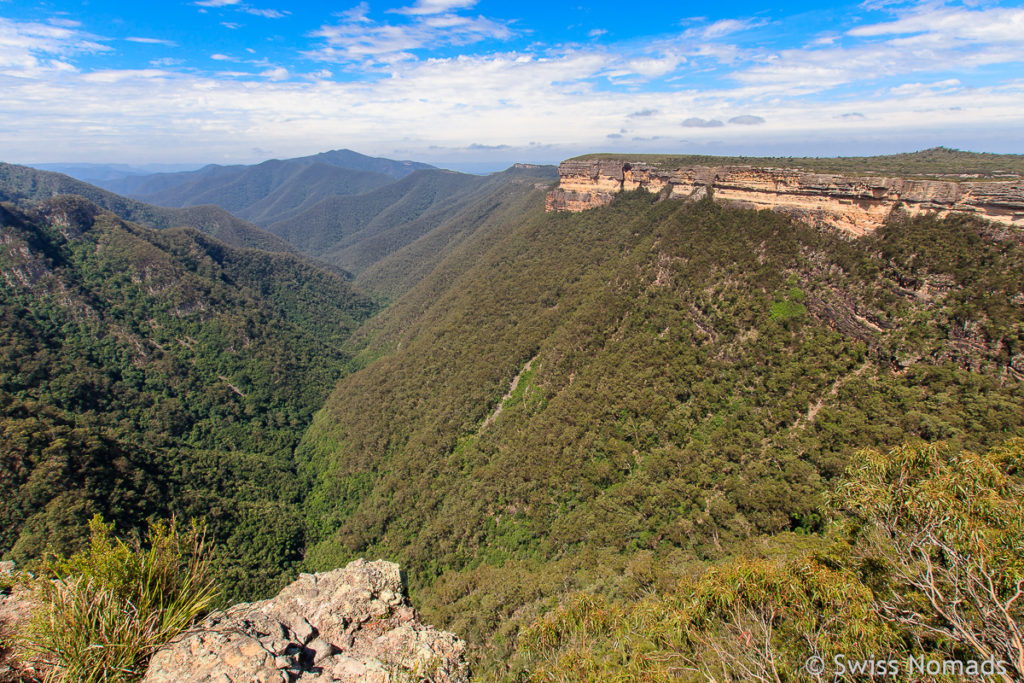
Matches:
[[143, 559, 469, 683], [546, 159, 1024, 236]]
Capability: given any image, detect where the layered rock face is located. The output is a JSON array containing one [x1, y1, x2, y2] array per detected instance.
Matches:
[[546, 159, 1024, 236], [144, 559, 468, 683]]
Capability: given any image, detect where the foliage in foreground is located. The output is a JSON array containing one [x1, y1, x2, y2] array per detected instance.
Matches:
[[26, 516, 218, 682], [514, 439, 1024, 682]]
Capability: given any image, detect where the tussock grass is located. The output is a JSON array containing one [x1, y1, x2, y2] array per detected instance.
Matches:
[[26, 516, 218, 682]]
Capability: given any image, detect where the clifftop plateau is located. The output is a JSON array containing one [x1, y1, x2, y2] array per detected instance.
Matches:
[[547, 156, 1024, 236]]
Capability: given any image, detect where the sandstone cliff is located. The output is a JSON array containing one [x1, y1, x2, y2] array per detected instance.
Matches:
[[143, 559, 468, 683], [546, 159, 1024, 236]]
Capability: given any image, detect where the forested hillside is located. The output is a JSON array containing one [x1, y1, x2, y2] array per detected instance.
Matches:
[[0, 163, 294, 254], [294, 189, 1023, 676], [268, 165, 557, 275], [0, 196, 376, 599]]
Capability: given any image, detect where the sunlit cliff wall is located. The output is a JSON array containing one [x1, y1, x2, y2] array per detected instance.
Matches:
[[546, 159, 1024, 236]]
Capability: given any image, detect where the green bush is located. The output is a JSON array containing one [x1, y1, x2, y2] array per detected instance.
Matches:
[[26, 515, 219, 682]]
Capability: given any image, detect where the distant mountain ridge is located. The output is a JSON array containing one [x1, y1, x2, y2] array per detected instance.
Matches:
[[266, 164, 558, 275], [0, 162, 295, 253], [97, 147, 557, 279], [31, 162, 201, 183], [100, 149, 435, 226]]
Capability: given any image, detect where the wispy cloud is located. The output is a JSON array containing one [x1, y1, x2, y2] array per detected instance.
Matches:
[[150, 57, 184, 67], [242, 8, 288, 18], [728, 3, 1024, 94], [847, 5, 1024, 42], [125, 37, 178, 46], [692, 18, 764, 40], [194, 0, 287, 18], [307, 4, 511, 64], [0, 16, 109, 76], [393, 0, 478, 16]]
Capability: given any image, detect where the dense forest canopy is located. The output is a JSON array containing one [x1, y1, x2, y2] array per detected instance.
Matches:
[[0, 196, 375, 599]]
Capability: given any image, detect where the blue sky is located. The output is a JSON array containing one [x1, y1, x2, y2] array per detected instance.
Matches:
[[1, 0, 1023, 171]]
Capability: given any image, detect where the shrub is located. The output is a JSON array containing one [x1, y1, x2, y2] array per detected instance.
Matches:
[[26, 515, 218, 682], [832, 439, 1024, 680]]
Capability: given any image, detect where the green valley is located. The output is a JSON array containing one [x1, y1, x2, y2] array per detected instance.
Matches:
[[0, 196, 375, 600]]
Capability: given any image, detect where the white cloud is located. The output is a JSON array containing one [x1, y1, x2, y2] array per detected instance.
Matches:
[[194, 0, 287, 19], [242, 8, 288, 18], [125, 37, 178, 46], [848, 5, 1024, 43], [210, 53, 233, 60], [260, 66, 288, 80], [726, 3, 1024, 95], [0, 16, 109, 76], [393, 0, 478, 16], [889, 78, 961, 96], [624, 54, 682, 78], [696, 18, 762, 40], [307, 7, 511, 63], [150, 57, 185, 67]]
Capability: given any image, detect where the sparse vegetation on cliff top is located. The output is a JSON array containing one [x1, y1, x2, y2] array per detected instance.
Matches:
[[569, 147, 1024, 179]]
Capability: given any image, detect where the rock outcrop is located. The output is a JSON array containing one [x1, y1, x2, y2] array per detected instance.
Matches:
[[546, 159, 1024, 236], [143, 559, 468, 683], [0, 562, 42, 682]]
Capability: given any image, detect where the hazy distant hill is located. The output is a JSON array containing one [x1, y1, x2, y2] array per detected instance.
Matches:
[[0, 162, 295, 253], [127, 162, 393, 221], [269, 164, 558, 274], [101, 149, 435, 227], [32, 162, 201, 184]]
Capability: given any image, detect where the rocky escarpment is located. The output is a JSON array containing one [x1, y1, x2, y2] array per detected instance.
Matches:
[[547, 159, 1024, 236], [143, 559, 468, 683]]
